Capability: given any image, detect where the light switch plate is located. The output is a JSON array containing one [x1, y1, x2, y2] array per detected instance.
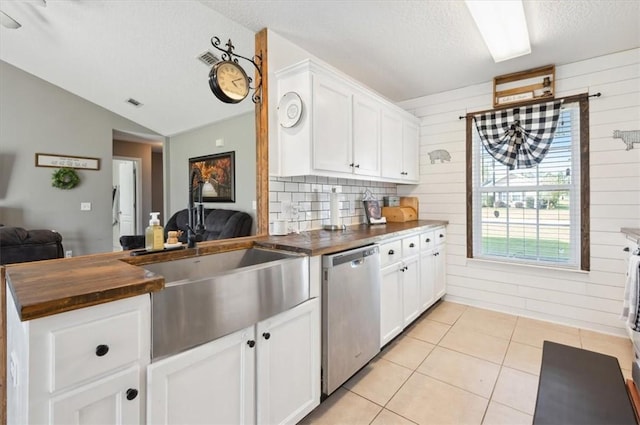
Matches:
[[215, 138, 224, 147], [80, 202, 91, 211]]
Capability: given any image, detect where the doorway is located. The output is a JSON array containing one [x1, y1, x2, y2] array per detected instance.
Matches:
[[112, 157, 142, 251]]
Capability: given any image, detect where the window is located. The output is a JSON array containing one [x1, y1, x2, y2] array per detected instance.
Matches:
[[466, 94, 590, 270]]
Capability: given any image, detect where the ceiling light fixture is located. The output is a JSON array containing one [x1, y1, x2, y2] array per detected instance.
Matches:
[[0, 10, 21, 29], [465, 0, 531, 63]]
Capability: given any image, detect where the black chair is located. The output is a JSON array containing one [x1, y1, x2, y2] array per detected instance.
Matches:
[[119, 208, 252, 250]]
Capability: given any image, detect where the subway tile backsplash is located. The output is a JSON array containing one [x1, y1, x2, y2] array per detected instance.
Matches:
[[269, 176, 398, 232]]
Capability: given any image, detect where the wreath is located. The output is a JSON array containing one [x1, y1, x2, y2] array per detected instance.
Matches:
[[51, 167, 80, 190]]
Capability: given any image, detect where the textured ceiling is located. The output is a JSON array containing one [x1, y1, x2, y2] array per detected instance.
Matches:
[[1, 1, 638, 137]]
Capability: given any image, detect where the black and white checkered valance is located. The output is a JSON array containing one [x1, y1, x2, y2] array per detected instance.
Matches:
[[473, 100, 563, 169]]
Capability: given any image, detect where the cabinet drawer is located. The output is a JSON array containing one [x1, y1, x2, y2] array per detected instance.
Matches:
[[420, 231, 435, 251], [402, 236, 420, 257], [50, 310, 141, 392], [435, 228, 446, 246], [379, 240, 402, 266]]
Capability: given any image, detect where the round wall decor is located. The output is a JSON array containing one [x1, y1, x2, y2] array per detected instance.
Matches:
[[278, 92, 303, 128], [51, 167, 80, 190]]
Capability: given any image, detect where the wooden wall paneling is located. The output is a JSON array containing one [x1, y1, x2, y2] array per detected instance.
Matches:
[[255, 28, 269, 236]]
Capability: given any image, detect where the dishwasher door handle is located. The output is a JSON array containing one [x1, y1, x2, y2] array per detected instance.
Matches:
[[351, 259, 364, 267]]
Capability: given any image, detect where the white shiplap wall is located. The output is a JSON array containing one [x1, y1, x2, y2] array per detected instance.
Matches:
[[398, 48, 640, 335]]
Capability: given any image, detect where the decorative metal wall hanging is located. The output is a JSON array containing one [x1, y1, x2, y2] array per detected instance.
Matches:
[[427, 149, 451, 164], [613, 130, 640, 151], [209, 36, 263, 104]]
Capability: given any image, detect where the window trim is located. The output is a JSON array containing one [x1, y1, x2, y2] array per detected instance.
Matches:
[[465, 93, 590, 271]]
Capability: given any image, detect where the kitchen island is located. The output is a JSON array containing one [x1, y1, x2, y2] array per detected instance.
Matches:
[[2, 219, 447, 424]]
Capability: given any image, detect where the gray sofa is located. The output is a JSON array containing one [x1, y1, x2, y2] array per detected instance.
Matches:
[[0, 226, 64, 265]]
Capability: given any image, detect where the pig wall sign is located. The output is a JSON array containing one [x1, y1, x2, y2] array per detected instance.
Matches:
[[428, 149, 451, 164]]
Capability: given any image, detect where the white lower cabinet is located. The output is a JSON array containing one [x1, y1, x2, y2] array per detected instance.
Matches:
[[379, 237, 421, 348], [6, 292, 150, 425], [379, 227, 447, 348], [147, 298, 320, 425], [51, 366, 142, 425]]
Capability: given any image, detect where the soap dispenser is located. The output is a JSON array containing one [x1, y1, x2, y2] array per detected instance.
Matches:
[[145, 212, 164, 251]]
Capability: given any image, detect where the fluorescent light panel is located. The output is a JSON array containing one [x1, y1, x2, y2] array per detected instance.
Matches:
[[465, 0, 531, 62]]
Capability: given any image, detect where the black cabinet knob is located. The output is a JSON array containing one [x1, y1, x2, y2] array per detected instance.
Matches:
[[425, 238, 431, 243], [126, 388, 138, 401], [247, 340, 256, 348], [95, 344, 109, 357], [624, 247, 630, 252], [349, 163, 354, 167], [439, 234, 444, 238], [262, 332, 271, 340], [409, 243, 415, 248], [355, 164, 360, 168], [388, 249, 395, 255]]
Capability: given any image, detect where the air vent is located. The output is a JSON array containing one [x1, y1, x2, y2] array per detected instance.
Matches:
[[197, 51, 220, 67], [125, 98, 143, 108]]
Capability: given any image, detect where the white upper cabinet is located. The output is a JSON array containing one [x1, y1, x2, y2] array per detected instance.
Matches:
[[274, 59, 417, 183], [352, 93, 381, 177], [312, 72, 353, 174]]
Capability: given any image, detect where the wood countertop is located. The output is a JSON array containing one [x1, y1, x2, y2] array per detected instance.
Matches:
[[255, 220, 448, 256], [3, 221, 447, 321]]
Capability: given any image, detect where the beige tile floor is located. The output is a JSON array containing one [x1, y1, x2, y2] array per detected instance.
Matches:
[[300, 301, 634, 425]]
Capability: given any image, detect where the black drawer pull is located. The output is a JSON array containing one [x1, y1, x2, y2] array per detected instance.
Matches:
[[95, 344, 109, 357], [439, 234, 444, 238], [126, 388, 138, 401], [263, 332, 271, 340], [355, 164, 360, 168], [247, 340, 256, 348], [388, 249, 395, 255], [409, 243, 415, 248], [127, 388, 138, 400], [425, 238, 431, 243], [624, 247, 630, 252]]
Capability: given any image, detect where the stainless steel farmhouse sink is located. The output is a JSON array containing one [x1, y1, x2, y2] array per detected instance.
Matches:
[[144, 248, 309, 360]]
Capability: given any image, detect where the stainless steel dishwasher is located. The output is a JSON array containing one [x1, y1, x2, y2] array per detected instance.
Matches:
[[322, 244, 381, 396]]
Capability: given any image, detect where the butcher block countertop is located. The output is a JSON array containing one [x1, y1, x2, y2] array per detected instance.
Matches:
[[3, 220, 447, 321], [255, 220, 448, 256]]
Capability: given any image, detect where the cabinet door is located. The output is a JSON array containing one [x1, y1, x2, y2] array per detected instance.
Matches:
[[402, 120, 419, 182], [352, 94, 381, 177], [402, 255, 421, 326], [147, 327, 255, 425], [380, 263, 404, 348], [419, 250, 436, 313], [380, 110, 403, 180], [256, 298, 320, 425], [312, 73, 352, 173], [51, 366, 141, 425], [434, 245, 447, 300]]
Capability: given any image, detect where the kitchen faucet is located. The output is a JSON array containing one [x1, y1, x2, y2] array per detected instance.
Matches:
[[187, 167, 206, 248]]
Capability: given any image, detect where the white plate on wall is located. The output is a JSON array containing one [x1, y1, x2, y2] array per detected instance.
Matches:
[[278, 92, 303, 128]]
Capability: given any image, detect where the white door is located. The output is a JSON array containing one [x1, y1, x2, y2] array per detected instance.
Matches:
[[352, 94, 381, 177], [402, 255, 421, 326], [380, 263, 404, 348], [51, 366, 141, 425], [256, 298, 320, 425], [312, 73, 352, 173], [402, 120, 420, 182], [147, 327, 255, 425], [419, 250, 436, 313], [118, 161, 136, 236], [380, 110, 403, 180], [434, 245, 447, 300]]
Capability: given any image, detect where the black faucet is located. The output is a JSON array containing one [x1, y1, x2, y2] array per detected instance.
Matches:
[[187, 167, 206, 248]]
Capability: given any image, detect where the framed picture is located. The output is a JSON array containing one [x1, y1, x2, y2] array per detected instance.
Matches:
[[35, 153, 100, 170], [363, 200, 386, 225], [189, 151, 235, 203]]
